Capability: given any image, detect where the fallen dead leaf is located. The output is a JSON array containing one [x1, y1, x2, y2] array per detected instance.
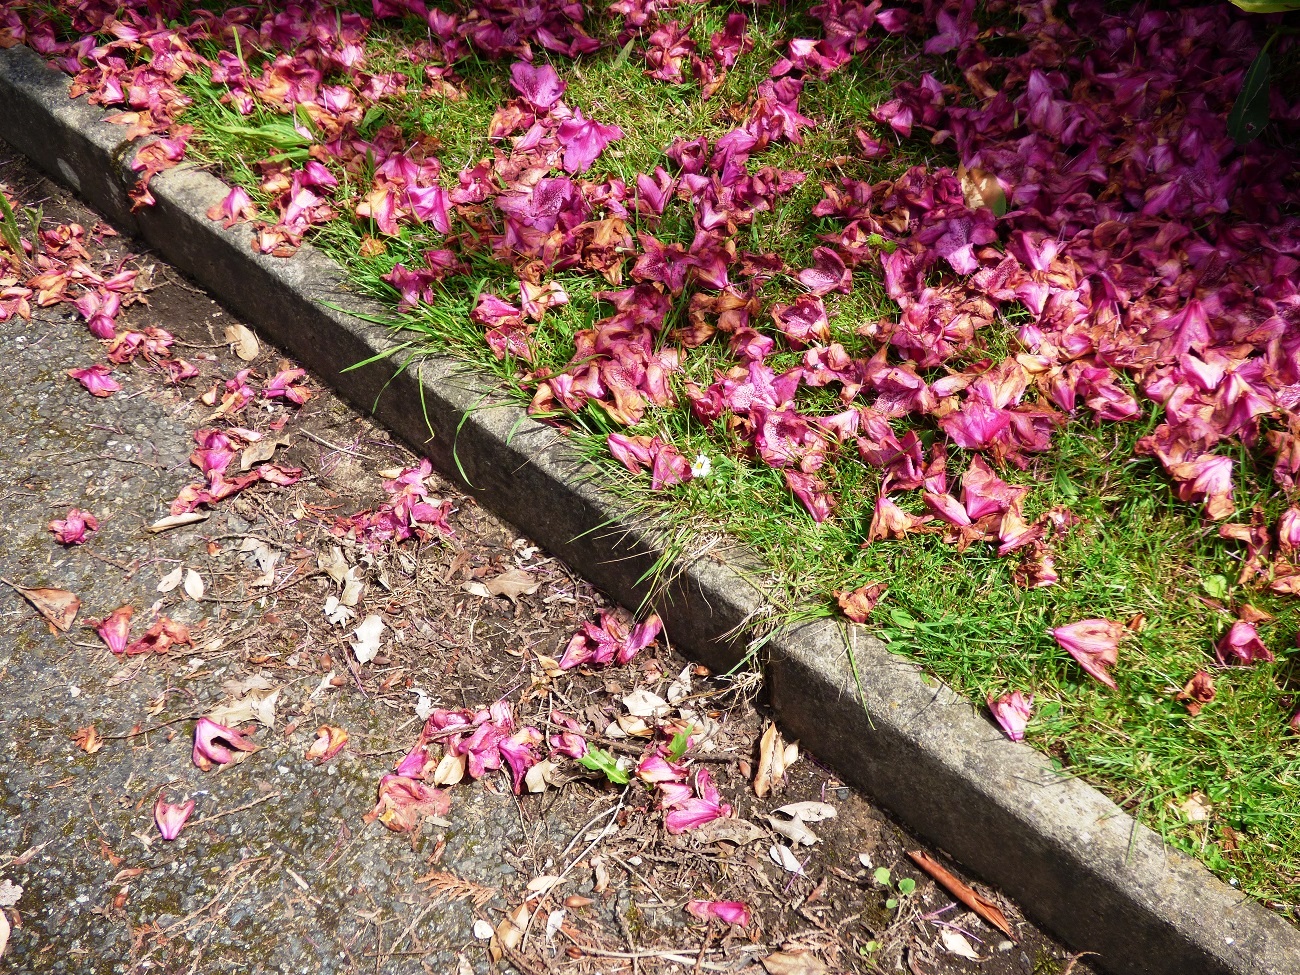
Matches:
[[240, 437, 284, 471], [0, 881, 21, 909], [693, 818, 767, 846], [0, 907, 9, 962], [485, 568, 540, 602], [209, 687, 279, 729], [74, 725, 104, 754], [908, 850, 1014, 939], [754, 721, 798, 798], [491, 902, 530, 962], [769, 843, 804, 875], [622, 689, 669, 718], [1177, 792, 1212, 823], [768, 801, 836, 846], [761, 949, 828, 975], [2, 580, 79, 631], [224, 322, 259, 361]]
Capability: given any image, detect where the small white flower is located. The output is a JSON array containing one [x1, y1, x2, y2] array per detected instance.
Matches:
[[691, 453, 712, 479]]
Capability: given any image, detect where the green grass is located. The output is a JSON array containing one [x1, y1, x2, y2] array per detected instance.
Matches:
[[154, 1, 1300, 914]]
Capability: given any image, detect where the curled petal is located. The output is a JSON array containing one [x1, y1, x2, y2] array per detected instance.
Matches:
[[686, 900, 751, 927], [363, 774, 450, 832], [306, 725, 349, 761], [1175, 671, 1216, 716], [153, 796, 195, 841], [192, 716, 260, 771], [49, 508, 99, 545], [1215, 621, 1274, 667], [93, 605, 135, 654], [1049, 619, 1124, 689], [987, 691, 1033, 742]]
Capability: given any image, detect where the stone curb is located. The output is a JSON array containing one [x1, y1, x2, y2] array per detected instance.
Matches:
[[2, 44, 1296, 975]]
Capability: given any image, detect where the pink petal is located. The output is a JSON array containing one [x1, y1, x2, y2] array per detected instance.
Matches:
[[988, 691, 1033, 742], [1049, 619, 1124, 689], [153, 796, 195, 841]]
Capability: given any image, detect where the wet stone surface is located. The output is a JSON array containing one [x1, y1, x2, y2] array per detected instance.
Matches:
[[0, 148, 1092, 974]]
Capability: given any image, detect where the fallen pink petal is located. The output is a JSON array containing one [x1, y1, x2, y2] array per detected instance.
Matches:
[[153, 795, 195, 841], [988, 691, 1033, 742], [92, 605, 135, 655], [1215, 621, 1274, 668], [686, 899, 751, 928], [48, 508, 98, 545], [67, 363, 121, 397], [192, 716, 260, 771], [1049, 619, 1125, 690]]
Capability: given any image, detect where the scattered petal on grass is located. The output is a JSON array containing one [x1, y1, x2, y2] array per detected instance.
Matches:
[[988, 691, 1033, 742], [1215, 621, 1274, 667], [153, 796, 195, 840], [1049, 619, 1124, 689], [835, 582, 886, 623], [1175, 671, 1216, 716]]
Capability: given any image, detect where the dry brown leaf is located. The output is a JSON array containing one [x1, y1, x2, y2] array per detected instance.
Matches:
[[491, 902, 530, 961], [835, 582, 886, 623], [761, 950, 828, 975], [224, 322, 259, 361], [240, 438, 279, 470], [958, 164, 1007, 215], [482, 568, 541, 603], [693, 818, 767, 846], [1237, 602, 1274, 624], [754, 721, 795, 798], [907, 850, 1015, 939], [2, 579, 79, 631], [209, 688, 279, 729], [74, 725, 104, 754]]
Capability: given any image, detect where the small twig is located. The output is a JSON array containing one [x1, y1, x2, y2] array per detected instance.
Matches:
[[198, 569, 326, 604], [190, 792, 282, 827], [99, 713, 200, 741], [299, 428, 378, 460]]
